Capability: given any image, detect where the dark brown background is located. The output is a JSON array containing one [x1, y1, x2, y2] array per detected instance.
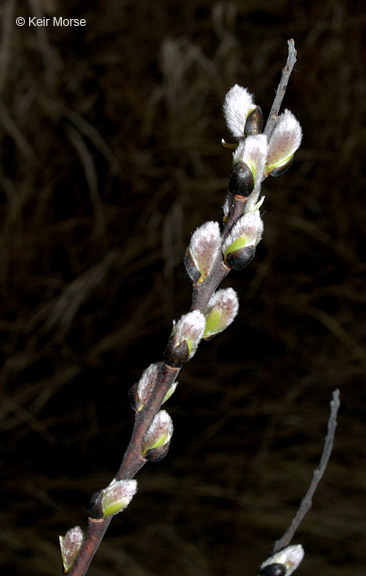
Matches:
[[0, 1, 365, 575]]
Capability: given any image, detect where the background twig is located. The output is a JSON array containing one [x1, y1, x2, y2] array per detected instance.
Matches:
[[273, 389, 341, 553]]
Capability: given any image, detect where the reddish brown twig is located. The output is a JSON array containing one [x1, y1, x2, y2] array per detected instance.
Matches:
[[68, 362, 180, 576]]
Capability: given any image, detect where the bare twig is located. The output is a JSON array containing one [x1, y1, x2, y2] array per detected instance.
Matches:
[[272, 389, 341, 554], [264, 39, 297, 139]]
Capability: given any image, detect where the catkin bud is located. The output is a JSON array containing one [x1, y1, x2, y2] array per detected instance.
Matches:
[[259, 545, 304, 576], [183, 221, 221, 283], [203, 288, 239, 340], [223, 84, 255, 138], [164, 310, 206, 367], [59, 526, 84, 574], [99, 479, 137, 518], [233, 134, 268, 189], [142, 410, 173, 461], [265, 109, 302, 177], [129, 363, 160, 412], [222, 210, 263, 270]]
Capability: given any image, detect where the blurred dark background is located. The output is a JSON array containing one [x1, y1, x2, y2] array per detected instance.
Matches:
[[0, 1, 365, 575]]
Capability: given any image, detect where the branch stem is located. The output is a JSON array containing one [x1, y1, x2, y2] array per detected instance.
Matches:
[[68, 363, 179, 576], [116, 363, 180, 480], [190, 259, 230, 312], [221, 194, 248, 244], [69, 518, 112, 576], [264, 39, 297, 139]]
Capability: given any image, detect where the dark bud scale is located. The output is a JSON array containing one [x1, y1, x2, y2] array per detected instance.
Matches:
[[229, 161, 254, 197], [269, 155, 293, 177], [183, 248, 201, 283], [128, 383, 139, 412], [163, 337, 190, 367], [88, 490, 104, 519], [259, 563, 286, 576], [225, 245, 256, 271], [244, 106, 263, 136], [145, 441, 171, 462]]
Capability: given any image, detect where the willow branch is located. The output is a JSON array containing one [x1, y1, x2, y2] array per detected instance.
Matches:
[[68, 363, 179, 576], [62, 40, 299, 576]]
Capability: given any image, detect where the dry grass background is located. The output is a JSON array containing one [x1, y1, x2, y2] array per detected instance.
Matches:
[[0, 0, 365, 575]]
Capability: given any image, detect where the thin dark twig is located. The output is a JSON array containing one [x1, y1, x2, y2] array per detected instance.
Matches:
[[264, 39, 297, 139], [272, 389, 340, 554]]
